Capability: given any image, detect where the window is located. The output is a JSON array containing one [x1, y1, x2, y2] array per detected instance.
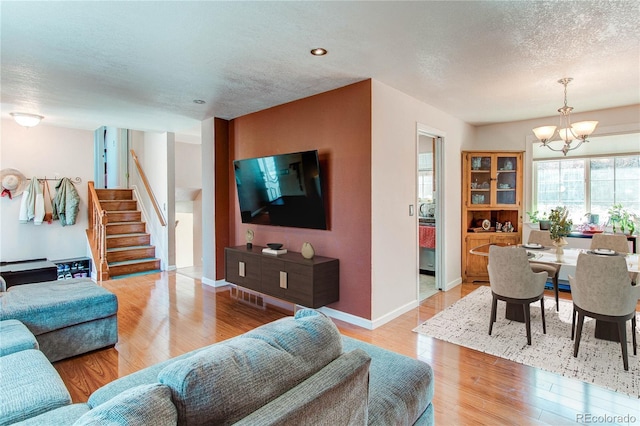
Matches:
[[533, 154, 640, 224]]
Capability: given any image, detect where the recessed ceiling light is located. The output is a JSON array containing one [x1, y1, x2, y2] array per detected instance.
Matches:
[[310, 48, 327, 56], [193, 99, 206, 104]]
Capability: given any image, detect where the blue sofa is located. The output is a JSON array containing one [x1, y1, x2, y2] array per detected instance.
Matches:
[[1, 309, 434, 425]]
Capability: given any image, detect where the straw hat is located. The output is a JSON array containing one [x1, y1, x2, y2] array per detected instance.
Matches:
[[1, 168, 28, 198]]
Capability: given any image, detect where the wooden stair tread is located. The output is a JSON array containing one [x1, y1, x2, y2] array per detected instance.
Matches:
[[107, 245, 154, 252], [106, 233, 148, 238], [108, 258, 158, 266]]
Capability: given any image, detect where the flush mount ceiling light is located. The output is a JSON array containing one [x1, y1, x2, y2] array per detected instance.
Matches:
[[10, 112, 44, 128], [310, 48, 327, 56], [193, 99, 206, 104], [532, 78, 598, 156]]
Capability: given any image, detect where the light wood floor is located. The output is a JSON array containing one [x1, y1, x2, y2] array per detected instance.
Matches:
[[54, 272, 640, 425]]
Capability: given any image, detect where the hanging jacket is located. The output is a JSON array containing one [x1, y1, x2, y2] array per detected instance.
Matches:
[[19, 177, 45, 225], [53, 178, 80, 226]]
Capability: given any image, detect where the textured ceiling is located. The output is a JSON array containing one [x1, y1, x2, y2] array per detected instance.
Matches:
[[1, 1, 639, 135]]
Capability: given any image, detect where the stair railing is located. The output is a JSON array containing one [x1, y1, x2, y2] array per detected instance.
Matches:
[[87, 181, 109, 281], [130, 149, 167, 227]]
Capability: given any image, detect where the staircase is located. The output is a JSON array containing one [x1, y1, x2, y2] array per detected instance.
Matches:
[[94, 188, 161, 280]]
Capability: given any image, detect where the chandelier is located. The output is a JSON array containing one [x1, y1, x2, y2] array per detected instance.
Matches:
[[532, 78, 598, 156]]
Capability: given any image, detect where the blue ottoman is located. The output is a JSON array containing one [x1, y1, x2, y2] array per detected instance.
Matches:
[[0, 278, 118, 362], [0, 319, 39, 356]]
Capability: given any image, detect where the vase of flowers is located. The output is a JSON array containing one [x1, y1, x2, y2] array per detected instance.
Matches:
[[549, 206, 573, 261]]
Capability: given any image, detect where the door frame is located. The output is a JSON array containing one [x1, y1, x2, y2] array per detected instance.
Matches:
[[417, 124, 445, 293]]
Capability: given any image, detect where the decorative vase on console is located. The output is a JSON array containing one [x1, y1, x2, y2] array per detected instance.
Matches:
[[301, 242, 315, 259], [549, 206, 573, 262]]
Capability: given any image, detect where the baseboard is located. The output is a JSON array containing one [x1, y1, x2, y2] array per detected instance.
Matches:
[[320, 299, 419, 330], [444, 277, 462, 291], [318, 307, 374, 329], [371, 300, 419, 329], [202, 277, 229, 288]]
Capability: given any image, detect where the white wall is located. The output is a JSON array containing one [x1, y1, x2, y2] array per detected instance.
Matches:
[[370, 80, 474, 324], [0, 119, 94, 262], [174, 140, 202, 268], [175, 208, 194, 268], [175, 141, 202, 189]]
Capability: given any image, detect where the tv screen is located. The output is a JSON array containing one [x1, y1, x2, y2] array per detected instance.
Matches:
[[233, 150, 328, 230]]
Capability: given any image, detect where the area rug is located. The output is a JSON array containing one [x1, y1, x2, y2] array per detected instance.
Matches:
[[413, 286, 640, 398]]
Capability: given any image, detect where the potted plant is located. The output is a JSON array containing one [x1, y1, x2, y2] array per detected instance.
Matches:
[[530, 210, 551, 230], [607, 203, 636, 235], [548, 206, 573, 260], [526, 210, 540, 229], [539, 213, 551, 231]]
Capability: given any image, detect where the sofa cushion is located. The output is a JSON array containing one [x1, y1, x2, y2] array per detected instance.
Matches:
[[235, 348, 372, 426], [73, 384, 176, 426], [342, 336, 434, 425], [0, 349, 72, 425], [0, 319, 38, 356], [158, 309, 342, 425], [0, 279, 117, 335], [11, 403, 90, 425], [88, 345, 212, 408]]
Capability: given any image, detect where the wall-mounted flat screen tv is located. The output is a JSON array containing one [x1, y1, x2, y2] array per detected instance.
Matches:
[[233, 150, 327, 230]]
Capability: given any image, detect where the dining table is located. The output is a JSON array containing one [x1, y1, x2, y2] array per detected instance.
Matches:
[[469, 242, 640, 342]]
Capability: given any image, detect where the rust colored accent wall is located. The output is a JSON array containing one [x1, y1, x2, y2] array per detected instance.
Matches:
[[215, 118, 230, 280], [228, 80, 372, 319]]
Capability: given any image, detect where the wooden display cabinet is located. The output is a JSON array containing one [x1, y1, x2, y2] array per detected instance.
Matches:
[[462, 151, 523, 282]]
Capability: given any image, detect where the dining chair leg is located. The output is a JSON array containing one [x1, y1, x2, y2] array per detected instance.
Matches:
[[571, 307, 576, 340], [573, 312, 584, 357], [553, 274, 559, 312], [632, 316, 637, 356], [489, 296, 498, 336], [617, 320, 629, 371], [523, 304, 532, 345], [540, 298, 546, 334]]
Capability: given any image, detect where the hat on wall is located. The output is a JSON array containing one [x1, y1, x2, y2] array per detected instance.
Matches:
[[1, 168, 28, 199]]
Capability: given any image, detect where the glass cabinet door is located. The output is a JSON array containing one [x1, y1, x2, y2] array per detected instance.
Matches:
[[470, 155, 492, 205], [496, 155, 517, 205]]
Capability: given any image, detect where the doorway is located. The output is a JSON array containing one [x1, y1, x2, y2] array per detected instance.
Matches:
[[93, 126, 129, 189], [417, 129, 444, 300]]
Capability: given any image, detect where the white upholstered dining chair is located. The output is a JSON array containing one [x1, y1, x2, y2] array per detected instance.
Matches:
[[528, 230, 561, 311], [590, 233, 637, 284], [488, 245, 548, 345], [590, 233, 630, 253], [569, 252, 639, 371]]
